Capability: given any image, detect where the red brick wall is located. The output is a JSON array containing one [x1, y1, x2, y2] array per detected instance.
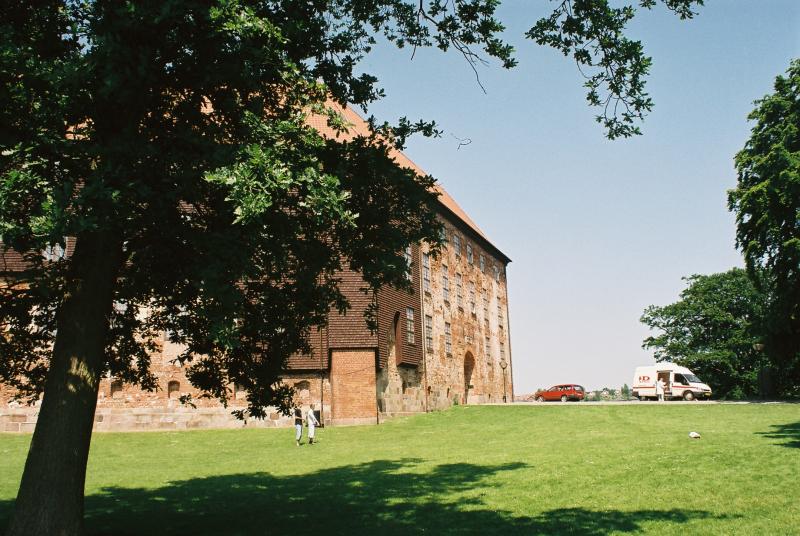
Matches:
[[330, 349, 377, 424]]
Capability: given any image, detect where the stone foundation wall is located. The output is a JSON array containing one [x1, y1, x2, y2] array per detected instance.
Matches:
[[1, 369, 334, 432], [377, 360, 425, 416], [0, 406, 297, 433]]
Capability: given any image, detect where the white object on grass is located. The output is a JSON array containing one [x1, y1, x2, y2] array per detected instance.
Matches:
[[689, 431, 701, 439]]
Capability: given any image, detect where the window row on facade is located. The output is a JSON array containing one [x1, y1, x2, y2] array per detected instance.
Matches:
[[441, 228, 504, 283]]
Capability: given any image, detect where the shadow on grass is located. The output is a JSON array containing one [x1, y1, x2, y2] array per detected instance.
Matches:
[[758, 421, 800, 448], [1, 458, 726, 535]]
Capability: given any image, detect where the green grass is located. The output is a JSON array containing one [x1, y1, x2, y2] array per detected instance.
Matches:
[[1, 404, 799, 535]]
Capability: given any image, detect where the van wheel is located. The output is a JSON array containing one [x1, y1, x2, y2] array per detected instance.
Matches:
[[561, 395, 568, 403], [536, 396, 544, 403], [683, 391, 695, 401]]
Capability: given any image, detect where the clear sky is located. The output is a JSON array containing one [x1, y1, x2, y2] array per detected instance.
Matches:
[[358, 1, 800, 393]]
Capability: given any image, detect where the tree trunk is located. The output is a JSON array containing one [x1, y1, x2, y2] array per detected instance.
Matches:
[[7, 231, 122, 536]]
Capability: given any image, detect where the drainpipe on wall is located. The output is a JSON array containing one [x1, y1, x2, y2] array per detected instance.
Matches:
[[419, 245, 430, 413], [503, 265, 515, 402], [319, 370, 324, 426]]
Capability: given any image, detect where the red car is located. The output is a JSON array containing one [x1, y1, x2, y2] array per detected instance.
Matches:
[[534, 384, 585, 402]]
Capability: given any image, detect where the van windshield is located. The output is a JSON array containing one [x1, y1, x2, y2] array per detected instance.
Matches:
[[684, 374, 702, 383]]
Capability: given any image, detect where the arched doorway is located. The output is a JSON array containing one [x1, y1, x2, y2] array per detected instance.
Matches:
[[463, 352, 475, 404], [391, 312, 401, 364]]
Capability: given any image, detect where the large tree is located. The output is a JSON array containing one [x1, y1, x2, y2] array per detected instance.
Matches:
[[0, 1, 703, 534], [728, 59, 800, 395], [640, 269, 767, 400]]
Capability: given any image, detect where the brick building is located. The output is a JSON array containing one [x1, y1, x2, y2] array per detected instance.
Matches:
[[1, 105, 513, 431]]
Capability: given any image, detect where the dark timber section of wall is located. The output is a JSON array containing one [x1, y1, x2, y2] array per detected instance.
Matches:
[[286, 263, 377, 371], [376, 244, 423, 369]]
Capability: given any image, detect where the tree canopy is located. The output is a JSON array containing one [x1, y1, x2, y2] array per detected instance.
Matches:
[[0, 1, 705, 534], [640, 269, 767, 399], [728, 58, 800, 390]]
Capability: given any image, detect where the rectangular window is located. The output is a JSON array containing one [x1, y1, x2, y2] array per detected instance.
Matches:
[[469, 282, 476, 314], [442, 266, 450, 302], [440, 226, 448, 247], [497, 303, 503, 328], [485, 336, 491, 359], [466, 243, 473, 264], [422, 253, 431, 292], [483, 292, 489, 320], [42, 242, 65, 262], [445, 322, 452, 355], [479, 254, 485, 273], [404, 246, 413, 281], [456, 273, 463, 308], [500, 342, 505, 362], [425, 314, 433, 351], [453, 234, 461, 257], [406, 307, 415, 344], [494, 264, 500, 282]]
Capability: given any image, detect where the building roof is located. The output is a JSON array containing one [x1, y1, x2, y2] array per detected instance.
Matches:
[[0, 247, 27, 274], [2, 103, 511, 272], [307, 102, 510, 264]]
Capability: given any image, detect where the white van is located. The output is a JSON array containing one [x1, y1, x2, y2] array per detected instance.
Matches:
[[631, 363, 712, 401]]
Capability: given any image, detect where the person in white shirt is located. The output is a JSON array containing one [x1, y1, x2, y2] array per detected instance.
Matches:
[[293, 407, 303, 446], [306, 404, 320, 444], [656, 378, 666, 402]]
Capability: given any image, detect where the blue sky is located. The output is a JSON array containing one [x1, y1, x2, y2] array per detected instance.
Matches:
[[358, 1, 800, 393]]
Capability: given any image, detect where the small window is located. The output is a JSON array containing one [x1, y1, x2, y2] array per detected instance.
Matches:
[[110, 380, 123, 399], [168, 380, 180, 399], [453, 234, 461, 257], [466, 243, 473, 264], [479, 254, 485, 273], [422, 253, 431, 292], [455, 273, 463, 308], [404, 246, 413, 281], [42, 241, 66, 262], [233, 382, 248, 400], [469, 282, 476, 314], [674, 374, 686, 384], [405, 307, 415, 344], [493, 264, 500, 282], [497, 303, 503, 328], [294, 380, 310, 401], [425, 314, 433, 351], [484, 336, 490, 359], [445, 322, 452, 355], [442, 266, 450, 302], [500, 343, 505, 361]]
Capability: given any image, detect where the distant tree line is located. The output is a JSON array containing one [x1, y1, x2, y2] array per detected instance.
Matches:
[[641, 60, 800, 400]]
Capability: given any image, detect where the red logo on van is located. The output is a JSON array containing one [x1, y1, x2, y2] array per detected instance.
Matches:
[[639, 375, 650, 382]]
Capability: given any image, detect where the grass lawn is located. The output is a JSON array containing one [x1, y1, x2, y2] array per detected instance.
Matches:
[[1, 403, 799, 535]]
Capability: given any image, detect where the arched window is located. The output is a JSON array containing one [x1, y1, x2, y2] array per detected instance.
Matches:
[[295, 380, 311, 402], [168, 380, 180, 399], [233, 383, 248, 400], [110, 380, 123, 399]]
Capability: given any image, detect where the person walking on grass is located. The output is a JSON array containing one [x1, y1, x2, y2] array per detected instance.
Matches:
[[307, 404, 320, 445], [294, 407, 303, 446]]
